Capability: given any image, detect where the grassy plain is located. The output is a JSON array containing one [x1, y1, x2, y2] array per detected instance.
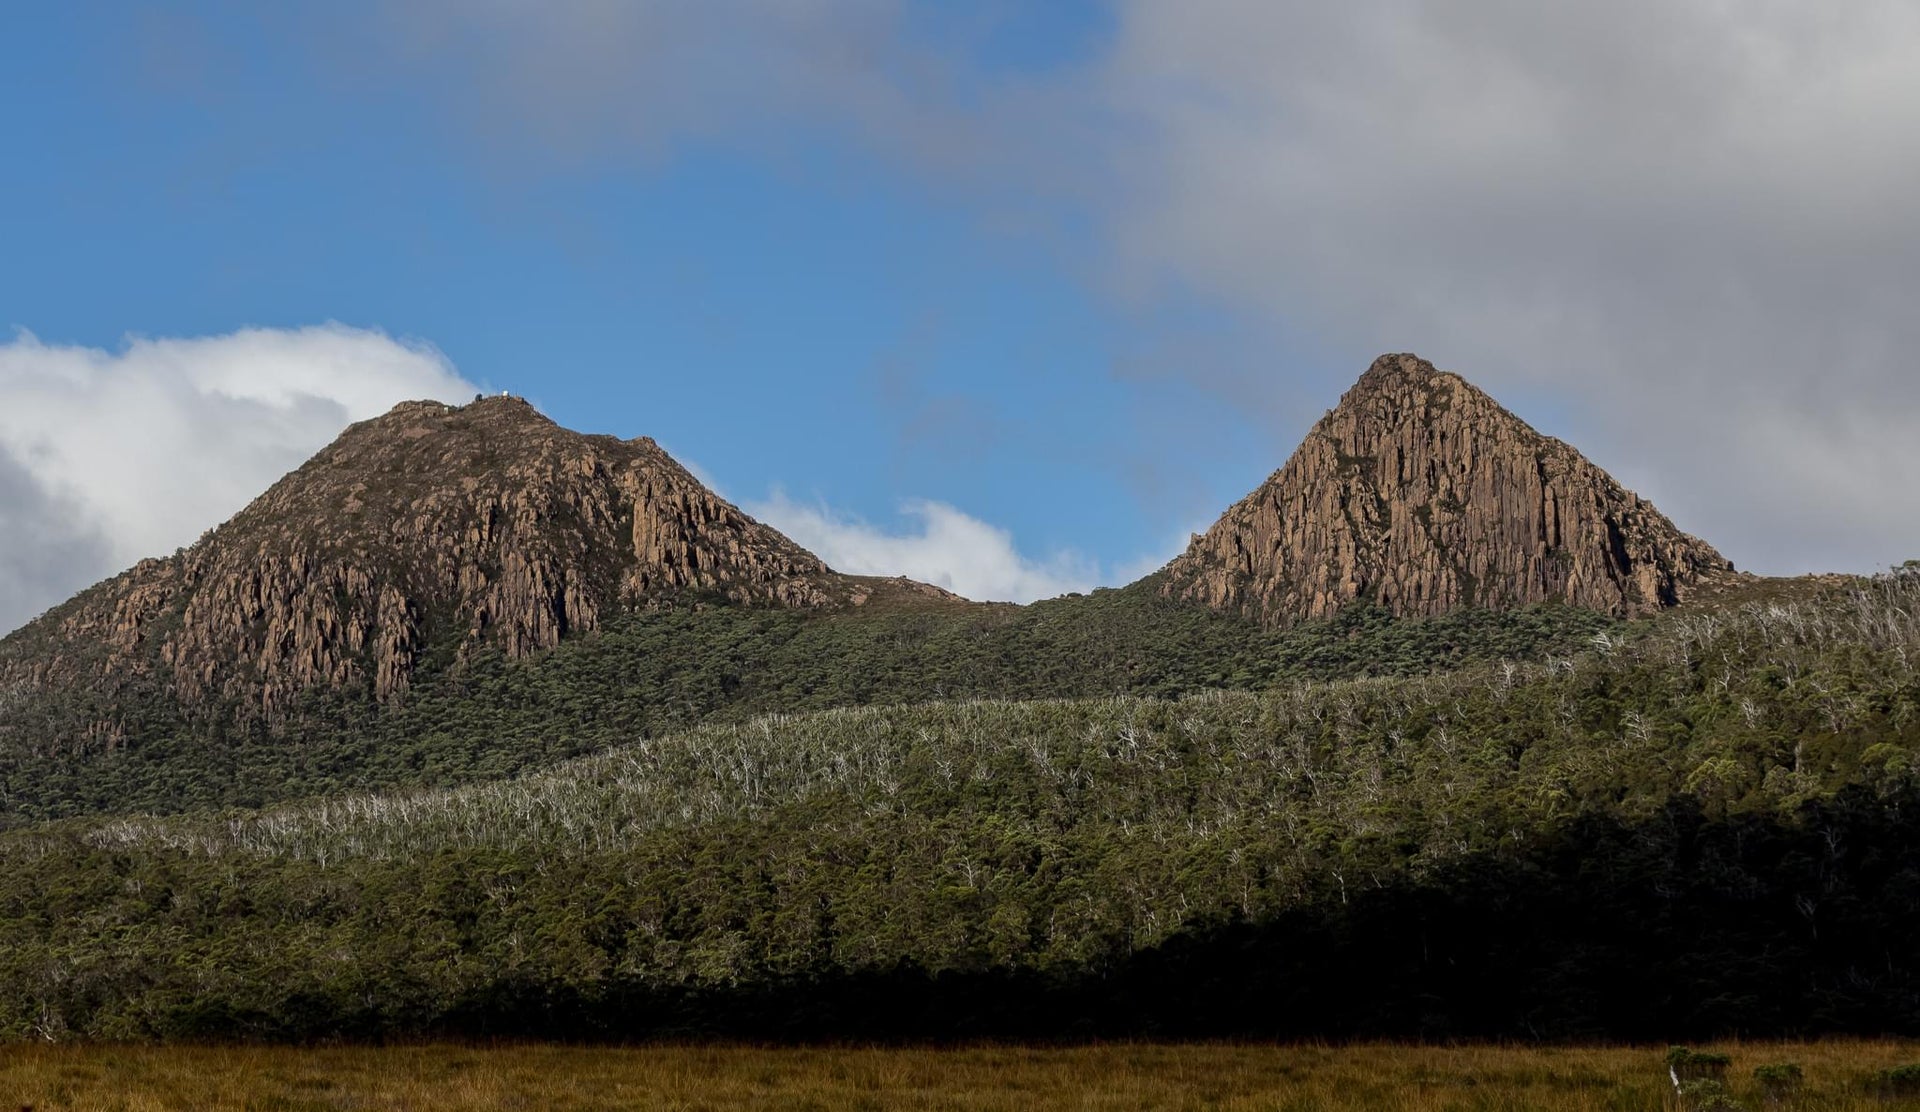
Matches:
[[6, 1041, 1920, 1111]]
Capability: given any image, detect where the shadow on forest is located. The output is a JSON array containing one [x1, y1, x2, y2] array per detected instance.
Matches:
[[195, 788, 1915, 1045]]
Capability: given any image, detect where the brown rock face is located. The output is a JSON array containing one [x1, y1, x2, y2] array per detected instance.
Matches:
[[9, 396, 851, 716], [1160, 354, 1735, 624]]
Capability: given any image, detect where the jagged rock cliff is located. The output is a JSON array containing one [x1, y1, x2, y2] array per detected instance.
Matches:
[[1161, 354, 1736, 624], [3, 396, 894, 719]]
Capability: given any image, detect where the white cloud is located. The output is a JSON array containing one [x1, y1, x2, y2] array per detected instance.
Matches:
[[748, 491, 1110, 604], [0, 324, 479, 634]]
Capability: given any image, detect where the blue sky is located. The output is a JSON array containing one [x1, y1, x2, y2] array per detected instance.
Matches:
[[0, 2, 1287, 612], [4, 2, 1919, 630]]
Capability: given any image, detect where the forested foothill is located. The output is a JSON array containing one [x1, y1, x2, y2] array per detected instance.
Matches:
[[4, 569, 1917, 1042]]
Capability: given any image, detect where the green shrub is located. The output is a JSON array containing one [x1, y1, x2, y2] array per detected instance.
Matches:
[[1752, 1062, 1801, 1083], [1667, 1047, 1733, 1066], [1669, 1048, 1734, 1107], [1675, 1078, 1744, 1111], [1753, 1062, 1802, 1105], [1873, 1063, 1920, 1097]]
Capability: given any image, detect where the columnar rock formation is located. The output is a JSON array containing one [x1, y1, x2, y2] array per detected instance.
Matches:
[[1160, 354, 1736, 624], [6, 396, 858, 716]]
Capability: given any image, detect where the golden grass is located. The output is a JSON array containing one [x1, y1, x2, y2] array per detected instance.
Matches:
[[3, 1040, 1920, 1111]]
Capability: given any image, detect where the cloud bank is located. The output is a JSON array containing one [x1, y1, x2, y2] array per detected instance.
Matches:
[[0, 324, 479, 634], [750, 491, 1162, 604]]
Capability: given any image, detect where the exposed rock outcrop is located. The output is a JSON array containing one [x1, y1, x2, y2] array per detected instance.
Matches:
[[1160, 354, 1736, 624], [6, 396, 860, 717]]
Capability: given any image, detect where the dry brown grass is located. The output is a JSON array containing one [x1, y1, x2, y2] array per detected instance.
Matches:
[[4, 1041, 1920, 1111]]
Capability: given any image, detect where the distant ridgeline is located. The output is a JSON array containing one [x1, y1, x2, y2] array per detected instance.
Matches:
[[9, 356, 1916, 1044]]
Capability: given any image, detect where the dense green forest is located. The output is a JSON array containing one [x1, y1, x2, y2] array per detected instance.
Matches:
[[3, 571, 1917, 1041], [0, 578, 1615, 823]]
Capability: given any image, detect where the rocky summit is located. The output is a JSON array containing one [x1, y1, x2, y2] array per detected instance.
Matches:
[[3, 395, 886, 719], [1160, 353, 1736, 624]]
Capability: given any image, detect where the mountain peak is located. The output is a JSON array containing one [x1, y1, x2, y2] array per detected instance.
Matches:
[[15, 399, 852, 718], [1353, 351, 1452, 389], [1159, 353, 1735, 624]]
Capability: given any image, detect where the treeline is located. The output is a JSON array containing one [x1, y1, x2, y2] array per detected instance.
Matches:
[[3, 572, 1919, 1041], [0, 580, 1615, 822]]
